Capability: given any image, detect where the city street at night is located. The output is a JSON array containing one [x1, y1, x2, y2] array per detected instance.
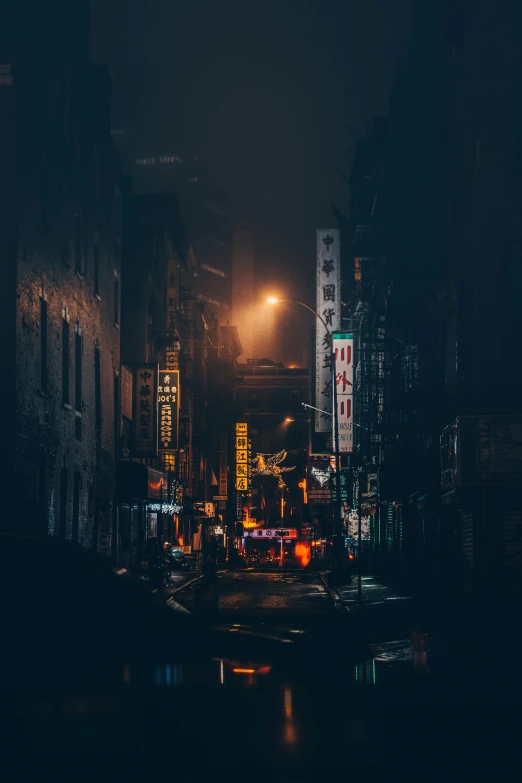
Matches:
[[3, 0, 522, 771], [176, 569, 332, 618]]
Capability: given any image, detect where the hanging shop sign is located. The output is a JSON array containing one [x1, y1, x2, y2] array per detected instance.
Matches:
[[157, 369, 179, 451], [131, 364, 158, 457], [147, 502, 182, 515], [332, 333, 354, 453], [307, 458, 332, 504], [330, 467, 351, 503], [315, 229, 341, 433], [236, 492, 244, 523], [235, 422, 249, 492], [347, 511, 370, 538], [243, 528, 298, 539]]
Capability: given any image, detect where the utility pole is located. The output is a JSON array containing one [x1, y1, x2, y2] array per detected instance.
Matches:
[[357, 470, 362, 601], [331, 345, 344, 578]]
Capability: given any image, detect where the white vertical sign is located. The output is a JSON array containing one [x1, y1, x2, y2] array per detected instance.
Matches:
[[333, 334, 354, 452], [315, 229, 341, 432]]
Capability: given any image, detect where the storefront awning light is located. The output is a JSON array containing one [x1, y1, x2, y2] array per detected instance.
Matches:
[[147, 502, 182, 515]]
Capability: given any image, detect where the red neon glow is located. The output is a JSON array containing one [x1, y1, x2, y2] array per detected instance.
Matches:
[[295, 542, 311, 568]]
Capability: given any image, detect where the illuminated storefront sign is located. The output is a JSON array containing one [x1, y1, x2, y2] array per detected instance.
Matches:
[[315, 229, 341, 433], [235, 422, 249, 492], [332, 333, 354, 453], [132, 364, 158, 457], [243, 528, 298, 539], [307, 458, 332, 504], [147, 502, 182, 515], [157, 369, 179, 451]]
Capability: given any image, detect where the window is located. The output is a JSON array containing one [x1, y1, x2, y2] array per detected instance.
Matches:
[[94, 344, 101, 426], [114, 272, 120, 326], [75, 324, 82, 440], [93, 241, 100, 296], [114, 374, 121, 455], [87, 482, 94, 517], [59, 467, 68, 538], [37, 456, 48, 536], [271, 390, 287, 411], [248, 392, 262, 409], [290, 391, 300, 408], [40, 298, 48, 391], [72, 471, 81, 543], [74, 326, 82, 411], [62, 318, 70, 404]]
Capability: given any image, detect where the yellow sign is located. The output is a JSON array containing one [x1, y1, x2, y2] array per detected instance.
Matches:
[[235, 422, 249, 494]]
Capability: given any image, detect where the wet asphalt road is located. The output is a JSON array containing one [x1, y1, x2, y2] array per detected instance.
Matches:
[[219, 569, 332, 616], [174, 568, 335, 631]]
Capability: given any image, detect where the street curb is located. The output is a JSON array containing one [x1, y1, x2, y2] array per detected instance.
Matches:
[[164, 574, 203, 615], [315, 571, 354, 615], [169, 573, 203, 594], [166, 568, 226, 598]]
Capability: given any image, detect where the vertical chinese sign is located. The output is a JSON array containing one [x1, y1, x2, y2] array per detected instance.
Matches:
[[235, 422, 249, 492], [132, 364, 158, 457], [157, 370, 179, 452], [332, 333, 354, 453], [316, 229, 341, 433]]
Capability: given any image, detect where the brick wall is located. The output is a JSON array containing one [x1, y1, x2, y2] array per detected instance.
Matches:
[[14, 61, 121, 557]]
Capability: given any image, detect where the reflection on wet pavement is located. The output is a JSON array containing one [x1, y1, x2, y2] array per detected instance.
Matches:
[[169, 568, 522, 699]]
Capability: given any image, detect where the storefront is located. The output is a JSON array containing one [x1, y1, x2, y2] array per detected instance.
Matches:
[[242, 527, 299, 563], [115, 462, 168, 569]]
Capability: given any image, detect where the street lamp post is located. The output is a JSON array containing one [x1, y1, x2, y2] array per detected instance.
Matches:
[[268, 297, 344, 577]]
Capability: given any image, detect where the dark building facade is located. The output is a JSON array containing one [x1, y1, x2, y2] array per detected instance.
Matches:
[[348, 0, 522, 599], [3, 2, 122, 556], [119, 191, 241, 561]]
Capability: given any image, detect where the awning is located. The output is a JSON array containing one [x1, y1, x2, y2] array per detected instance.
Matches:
[[116, 462, 167, 502]]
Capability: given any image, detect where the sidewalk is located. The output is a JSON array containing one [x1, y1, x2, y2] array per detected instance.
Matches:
[[331, 574, 411, 612], [320, 571, 498, 646]]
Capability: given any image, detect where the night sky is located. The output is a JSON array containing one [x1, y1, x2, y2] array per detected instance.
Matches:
[[91, 0, 413, 365]]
